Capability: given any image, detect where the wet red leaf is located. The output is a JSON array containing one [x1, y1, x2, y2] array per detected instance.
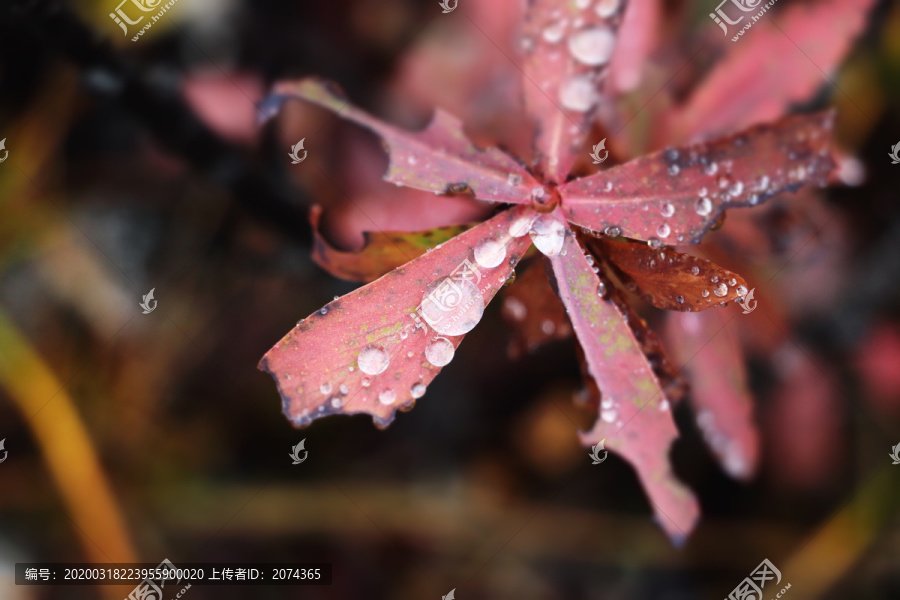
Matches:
[[310, 205, 473, 283], [664, 310, 759, 480], [259, 206, 533, 428], [273, 79, 539, 204], [521, 0, 628, 182], [559, 111, 836, 243], [500, 258, 571, 358], [593, 237, 750, 312], [547, 223, 699, 542]]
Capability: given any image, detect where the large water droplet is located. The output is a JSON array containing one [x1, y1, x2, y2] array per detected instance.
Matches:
[[474, 237, 507, 269], [378, 389, 396, 405], [410, 383, 426, 399], [567, 26, 616, 66], [420, 277, 485, 336], [713, 283, 728, 297], [509, 213, 536, 237], [425, 337, 455, 367], [530, 214, 567, 257], [358, 345, 390, 375], [695, 197, 713, 216], [559, 76, 596, 112]]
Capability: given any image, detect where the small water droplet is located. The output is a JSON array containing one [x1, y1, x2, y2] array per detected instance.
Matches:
[[736, 285, 748, 296], [728, 181, 744, 197], [361, 378, 371, 388], [691, 266, 700, 276], [701, 289, 709, 298], [703, 162, 718, 176], [657, 223, 671, 238], [425, 337, 455, 367], [676, 295, 684, 304], [331, 397, 342, 409], [508, 173, 523, 186], [699, 187, 708, 197], [542, 21, 565, 43], [410, 383, 427, 399], [668, 164, 680, 176], [594, 0, 621, 17], [649, 259, 657, 267], [358, 345, 390, 375], [559, 76, 596, 112], [339, 384, 349, 395], [714, 283, 728, 297], [474, 237, 507, 268], [601, 408, 617, 423], [319, 307, 329, 315], [597, 282, 609, 299], [647, 237, 663, 248], [711, 276, 719, 283], [378, 389, 396, 405], [400, 329, 408, 340], [320, 383, 332, 395], [660, 202, 675, 217], [567, 26, 616, 66], [604, 225, 622, 237], [604, 181, 613, 192], [531, 186, 545, 199], [695, 197, 713, 216], [728, 278, 737, 286], [530, 214, 567, 257]]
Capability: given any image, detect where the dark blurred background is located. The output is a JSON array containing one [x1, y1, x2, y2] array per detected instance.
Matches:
[[1, 0, 900, 598]]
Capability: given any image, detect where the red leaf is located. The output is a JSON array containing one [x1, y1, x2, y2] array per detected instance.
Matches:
[[608, 0, 661, 93], [661, 0, 876, 144], [559, 111, 836, 243], [273, 79, 539, 204], [500, 257, 571, 358], [664, 310, 759, 480], [547, 223, 699, 542], [594, 237, 750, 312], [310, 205, 473, 283], [521, 0, 628, 182], [259, 206, 534, 428]]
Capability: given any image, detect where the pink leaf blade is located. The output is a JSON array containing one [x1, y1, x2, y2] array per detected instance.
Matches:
[[259, 206, 535, 429], [661, 0, 877, 145], [273, 78, 538, 204], [522, 0, 628, 183], [665, 310, 759, 481], [548, 226, 700, 542], [559, 111, 836, 243]]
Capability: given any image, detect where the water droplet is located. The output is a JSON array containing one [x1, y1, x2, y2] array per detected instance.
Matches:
[[400, 329, 409, 340], [703, 162, 718, 176], [649, 259, 657, 267], [604, 225, 622, 236], [319, 307, 329, 315], [668, 164, 680, 176], [728, 278, 737, 286], [320, 382, 332, 395], [711, 276, 719, 283], [604, 181, 613, 192], [714, 283, 728, 297], [358, 345, 390, 375], [331, 397, 342, 408], [474, 237, 507, 269], [349, 366, 355, 372], [361, 378, 371, 388], [660, 202, 675, 217], [410, 383, 426, 399], [509, 213, 536, 237], [594, 0, 621, 17], [559, 76, 596, 112], [601, 408, 617, 423], [541, 320, 556, 335], [567, 26, 616, 66], [699, 187, 708, 197], [695, 197, 713, 216], [531, 186, 545, 199], [597, 282, 609, 299], [676, 295, 684, 304], [756, 175, 770, 191], [530, 214, 567, 257], [691, 266, 700, 276], [657, 223, 671, 238], [542, 21, 565, 43], [425, 337, 455, 367], [701, 289, 709, 298], [647, 238, 663, 249], [378, 389, 396, 405], [508, 173, 523, 186], [586, 254, 595, 265], [736, 285, 748, 296], [339, 384, 349, 395], [407, 351, 414, 358], [728, 181, 744, 197], [420, 278, 485, 336]]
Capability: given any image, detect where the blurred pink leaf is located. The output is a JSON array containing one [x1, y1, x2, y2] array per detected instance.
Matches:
[[609, 0, 661, 93]]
